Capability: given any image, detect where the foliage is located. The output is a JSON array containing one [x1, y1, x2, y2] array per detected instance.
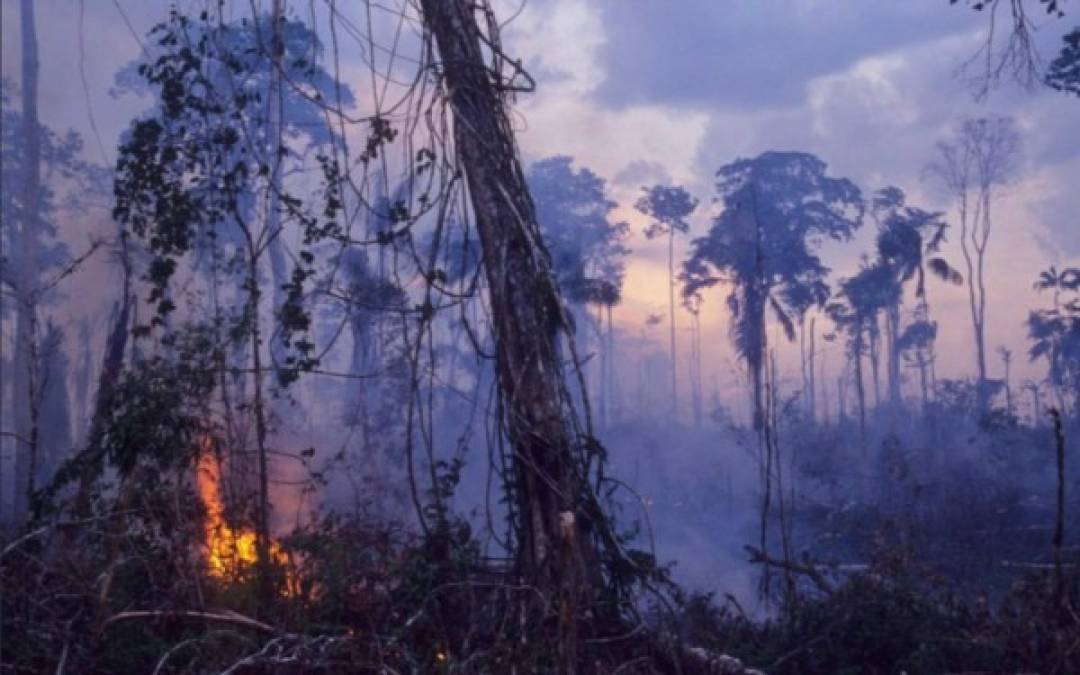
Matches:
[[111, 9, 345, 376], [0, 78, 84, 298], [684, 151, 863, 375], [1046, 27, 1080, 97], [528, 155, 629, 306], [1028, 266, 1080, 401], [635, 184, 698, 239]]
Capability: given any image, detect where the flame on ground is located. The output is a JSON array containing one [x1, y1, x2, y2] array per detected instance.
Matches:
[[196, 450, 296, 594]]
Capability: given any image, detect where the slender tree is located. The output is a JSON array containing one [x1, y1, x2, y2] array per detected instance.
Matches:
[[684, 291, 705, 428], [928, 117, 1019, 412], [11, 0, 42, 522], [635, 185, 697, 421]]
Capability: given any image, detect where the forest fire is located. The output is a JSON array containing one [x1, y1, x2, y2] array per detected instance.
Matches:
[[5, 0, 1080, 672], [196, 450, 294, 593]]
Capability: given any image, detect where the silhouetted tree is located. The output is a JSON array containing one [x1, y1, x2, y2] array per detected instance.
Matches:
[[928, 116, 1019, 412], [684, 151, 863, 433], [636, 184, 697, 420], [872, 186, 962, 409], [529, 156, 628, 414], [1, 1, 86, 519], [1028, 266, 1080, 417], [828, 261, 895, 443]]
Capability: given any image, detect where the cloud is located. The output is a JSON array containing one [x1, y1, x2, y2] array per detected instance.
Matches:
[[588, 0, 979, 110], [613, 160, 673, 189]]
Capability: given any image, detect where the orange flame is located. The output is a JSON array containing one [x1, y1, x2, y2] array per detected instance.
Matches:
[[196, 449, 296, 594]]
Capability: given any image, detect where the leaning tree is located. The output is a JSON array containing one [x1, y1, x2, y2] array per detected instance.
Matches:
[[419, 2, 652, 668]]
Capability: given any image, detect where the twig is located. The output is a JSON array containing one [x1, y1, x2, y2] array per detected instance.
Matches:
[[101, 610, 277, 635], [745, 545, 834, 596]]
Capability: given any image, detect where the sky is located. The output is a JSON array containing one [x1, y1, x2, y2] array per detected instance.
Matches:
[[2, 0, 1078, 416]]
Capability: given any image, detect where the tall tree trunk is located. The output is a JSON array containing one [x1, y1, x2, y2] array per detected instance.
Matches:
[[917, 349, 930, 411], [12, 0, 42, 522], [959, 192, 990, 411], [247, 0, 284, 610], [799, 320, 808, 414], [820, 343, 829, 427], [597, 305, 608, 429], [606, 303, 616, 424], [808, 317, 817, 422], [887, 303, 901, 408], [246, 253, 274, 610], [668, 228, 678, 421], [853, 326, 867, 450], [266, 0, 289, 401], [691, 308, 703, 428], [71, 233, 133, 524], [420, 2, 602, 667], [869, 318, 882, 411]]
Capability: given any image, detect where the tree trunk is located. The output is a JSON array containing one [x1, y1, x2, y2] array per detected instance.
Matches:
[[668, 228, 678, 422], [809, 317, 817, 422], [74, 248, 133, 521], [247, 0, 284, 611], [597, 305, 608, 429], [853, 326, 867, 450], [266, 0, 290, 398], [691, 309, 703, 428], [887, 303, 901, 408], [12, 0, 42, 522], [420, 1, 602, 667], [869, 319, 881, 411], [1003, 357, 1013, 417], [245, 251, 274, 610], [606, 303, 617, 424]]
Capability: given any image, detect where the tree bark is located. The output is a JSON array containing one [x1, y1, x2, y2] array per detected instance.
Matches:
[[266, 0, 289, 387], [419, 1, 601, 668], [668, 227, 678, 421], [12, 0, 42, 522]]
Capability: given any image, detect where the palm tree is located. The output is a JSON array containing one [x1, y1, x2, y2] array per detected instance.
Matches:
[[872, 187, 963, 409], [1028, 266, 1080, 416]]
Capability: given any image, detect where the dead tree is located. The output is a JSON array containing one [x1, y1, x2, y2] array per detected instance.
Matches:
[[420, 0, 605, 667]]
